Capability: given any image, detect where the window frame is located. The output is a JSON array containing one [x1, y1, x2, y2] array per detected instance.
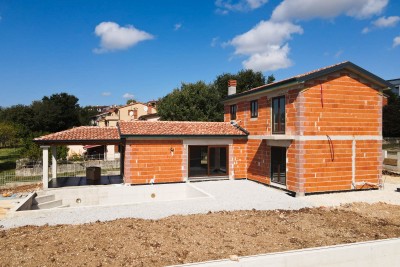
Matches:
[[272, 95, 286, 134], [250, 100, 258, 118], [230, 104, 237, 120]]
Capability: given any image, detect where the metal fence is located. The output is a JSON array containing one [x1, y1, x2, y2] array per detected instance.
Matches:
[[0, 157, 121, 187]]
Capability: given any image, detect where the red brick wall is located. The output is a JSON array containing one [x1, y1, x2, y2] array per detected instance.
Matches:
[[246, 139, 269, 183], [124, 140, 184, 184], [224, 71, 383, 194], [232, 139, 247, 178], [302, 73, 381, 136]]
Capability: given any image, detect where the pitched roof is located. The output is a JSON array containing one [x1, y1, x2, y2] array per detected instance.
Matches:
[[34, 126, 120, 144], [224, 61, 394, 101], [119, 121, 247, 137]]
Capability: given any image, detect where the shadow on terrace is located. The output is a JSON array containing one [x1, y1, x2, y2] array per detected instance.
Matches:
[[33, 126, 124, 189]]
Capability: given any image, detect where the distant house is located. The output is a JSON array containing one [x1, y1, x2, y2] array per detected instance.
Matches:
[[36, 62, 392, 195], [69, 101, 158, 160], [387, 78, 400, 96], [94, 101, 158, 126]]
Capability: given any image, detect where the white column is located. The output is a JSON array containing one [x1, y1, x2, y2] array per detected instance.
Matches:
[[41, 146, 49, 189], [51, 146, 57, 179]]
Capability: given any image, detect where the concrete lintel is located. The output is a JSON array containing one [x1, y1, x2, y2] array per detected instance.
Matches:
[[249, 135, 382, 141], [183, 139, 233, 145], [248, 135, 295, 140]]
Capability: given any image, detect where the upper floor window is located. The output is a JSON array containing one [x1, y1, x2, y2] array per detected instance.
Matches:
[[230, 104, 237, 120], [272, 96, 285, 134], [250, 100, 258, 118]]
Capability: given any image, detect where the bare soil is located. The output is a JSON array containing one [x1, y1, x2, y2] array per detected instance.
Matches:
[[1, 202, 400, 267], [0, 183, 42, 196]]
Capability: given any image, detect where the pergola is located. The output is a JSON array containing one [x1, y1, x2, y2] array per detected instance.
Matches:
[[34, 126, 122, 189]]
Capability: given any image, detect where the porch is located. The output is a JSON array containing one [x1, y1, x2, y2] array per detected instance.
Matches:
[[33, 126, 123, 189]]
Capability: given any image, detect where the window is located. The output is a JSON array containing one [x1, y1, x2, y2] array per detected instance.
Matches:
[[272, 96, 285, 134], [230, 104, 237, 120], [250, 100, 258, 118]]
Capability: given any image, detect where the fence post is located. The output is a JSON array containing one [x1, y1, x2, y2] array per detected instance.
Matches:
[[397, 152, 400, 172], [41, 146, 50, 189]]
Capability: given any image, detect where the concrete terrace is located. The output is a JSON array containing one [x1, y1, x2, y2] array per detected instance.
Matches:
[[2, 178, 400, 229]]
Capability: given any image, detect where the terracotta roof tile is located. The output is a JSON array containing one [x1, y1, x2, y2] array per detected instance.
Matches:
[[119, 121, 247, 136], [34, 126, 120, 142]]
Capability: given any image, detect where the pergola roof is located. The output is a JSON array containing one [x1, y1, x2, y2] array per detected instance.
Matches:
[[34, 126, 121, 145]]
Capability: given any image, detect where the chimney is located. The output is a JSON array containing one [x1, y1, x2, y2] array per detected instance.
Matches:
[[147, 105, 152, 114], [228, 80, 237, 95]]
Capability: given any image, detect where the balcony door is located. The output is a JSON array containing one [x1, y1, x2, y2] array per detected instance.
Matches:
[[271, 146, 286, 185]]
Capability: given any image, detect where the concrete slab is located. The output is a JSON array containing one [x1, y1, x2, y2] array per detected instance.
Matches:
[[169, 238, 400, 267], [1, 180, 310, 228]]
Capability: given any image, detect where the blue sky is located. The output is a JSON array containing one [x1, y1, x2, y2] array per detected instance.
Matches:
[[0, 0, 399, 107]]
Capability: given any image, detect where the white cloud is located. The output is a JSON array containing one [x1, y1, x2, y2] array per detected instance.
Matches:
[[373, 16, 400, 27], [174, 23, 182, 31], [228, 20, 303, 71], [243, 44, 293, 71], [246, 0, 269, 9], [362, 16, 400, 33], [227, 0, 389, 72], [93, 22, 154, 53], [394, 36, 400, 47], [334, 50, 343, 58], [362, 27, 371, 34], [271, 0, 388, 21], [101, 92, 111, 96], [123, 93, 134, 99], [211, 37, 220, 47], [215, 0, 268, 14]]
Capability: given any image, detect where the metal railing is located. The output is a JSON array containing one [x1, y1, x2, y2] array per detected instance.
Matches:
[[1, 157, 121, 187]]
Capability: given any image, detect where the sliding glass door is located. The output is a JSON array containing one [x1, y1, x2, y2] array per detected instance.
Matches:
[[189, 146, 228, 177]]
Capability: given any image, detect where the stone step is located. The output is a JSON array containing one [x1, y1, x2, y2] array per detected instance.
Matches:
[[57, 205, 70, 209], [33, 194, 55, 204], [33, 199, 63, 210]]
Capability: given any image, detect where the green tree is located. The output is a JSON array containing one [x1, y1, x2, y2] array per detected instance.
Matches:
[[157, 81, 221, 121], [213, 69, 266, 99], [267, 74, 276, 84], [79, 106, 99, 126], [126, 99, 137, 105], [32, 93, 81, 132], [0, 122, 18, 147], [0, 104, 35, 138]]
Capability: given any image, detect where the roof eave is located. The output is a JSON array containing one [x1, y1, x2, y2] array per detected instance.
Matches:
[[297, 62, 394, 89], [222, 79, 299, 103], [33, 139, 122, 145], [120, 134, 248, 139]]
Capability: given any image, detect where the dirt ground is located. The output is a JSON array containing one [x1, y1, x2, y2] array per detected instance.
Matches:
[[1, 202, 400, 267], [0, 183, 42, 196]]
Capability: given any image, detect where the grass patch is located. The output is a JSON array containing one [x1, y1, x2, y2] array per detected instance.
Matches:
[[0, 147, 23, 172]]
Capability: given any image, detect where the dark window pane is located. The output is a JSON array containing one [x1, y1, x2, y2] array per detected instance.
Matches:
[[250, 100, 258, 118], [230, 104, 237, 120], [272, 96, 285, 134]]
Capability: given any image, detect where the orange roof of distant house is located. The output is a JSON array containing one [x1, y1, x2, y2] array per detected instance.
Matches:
[[34, 126, 120, 144], [119, 121, 247, 136]]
